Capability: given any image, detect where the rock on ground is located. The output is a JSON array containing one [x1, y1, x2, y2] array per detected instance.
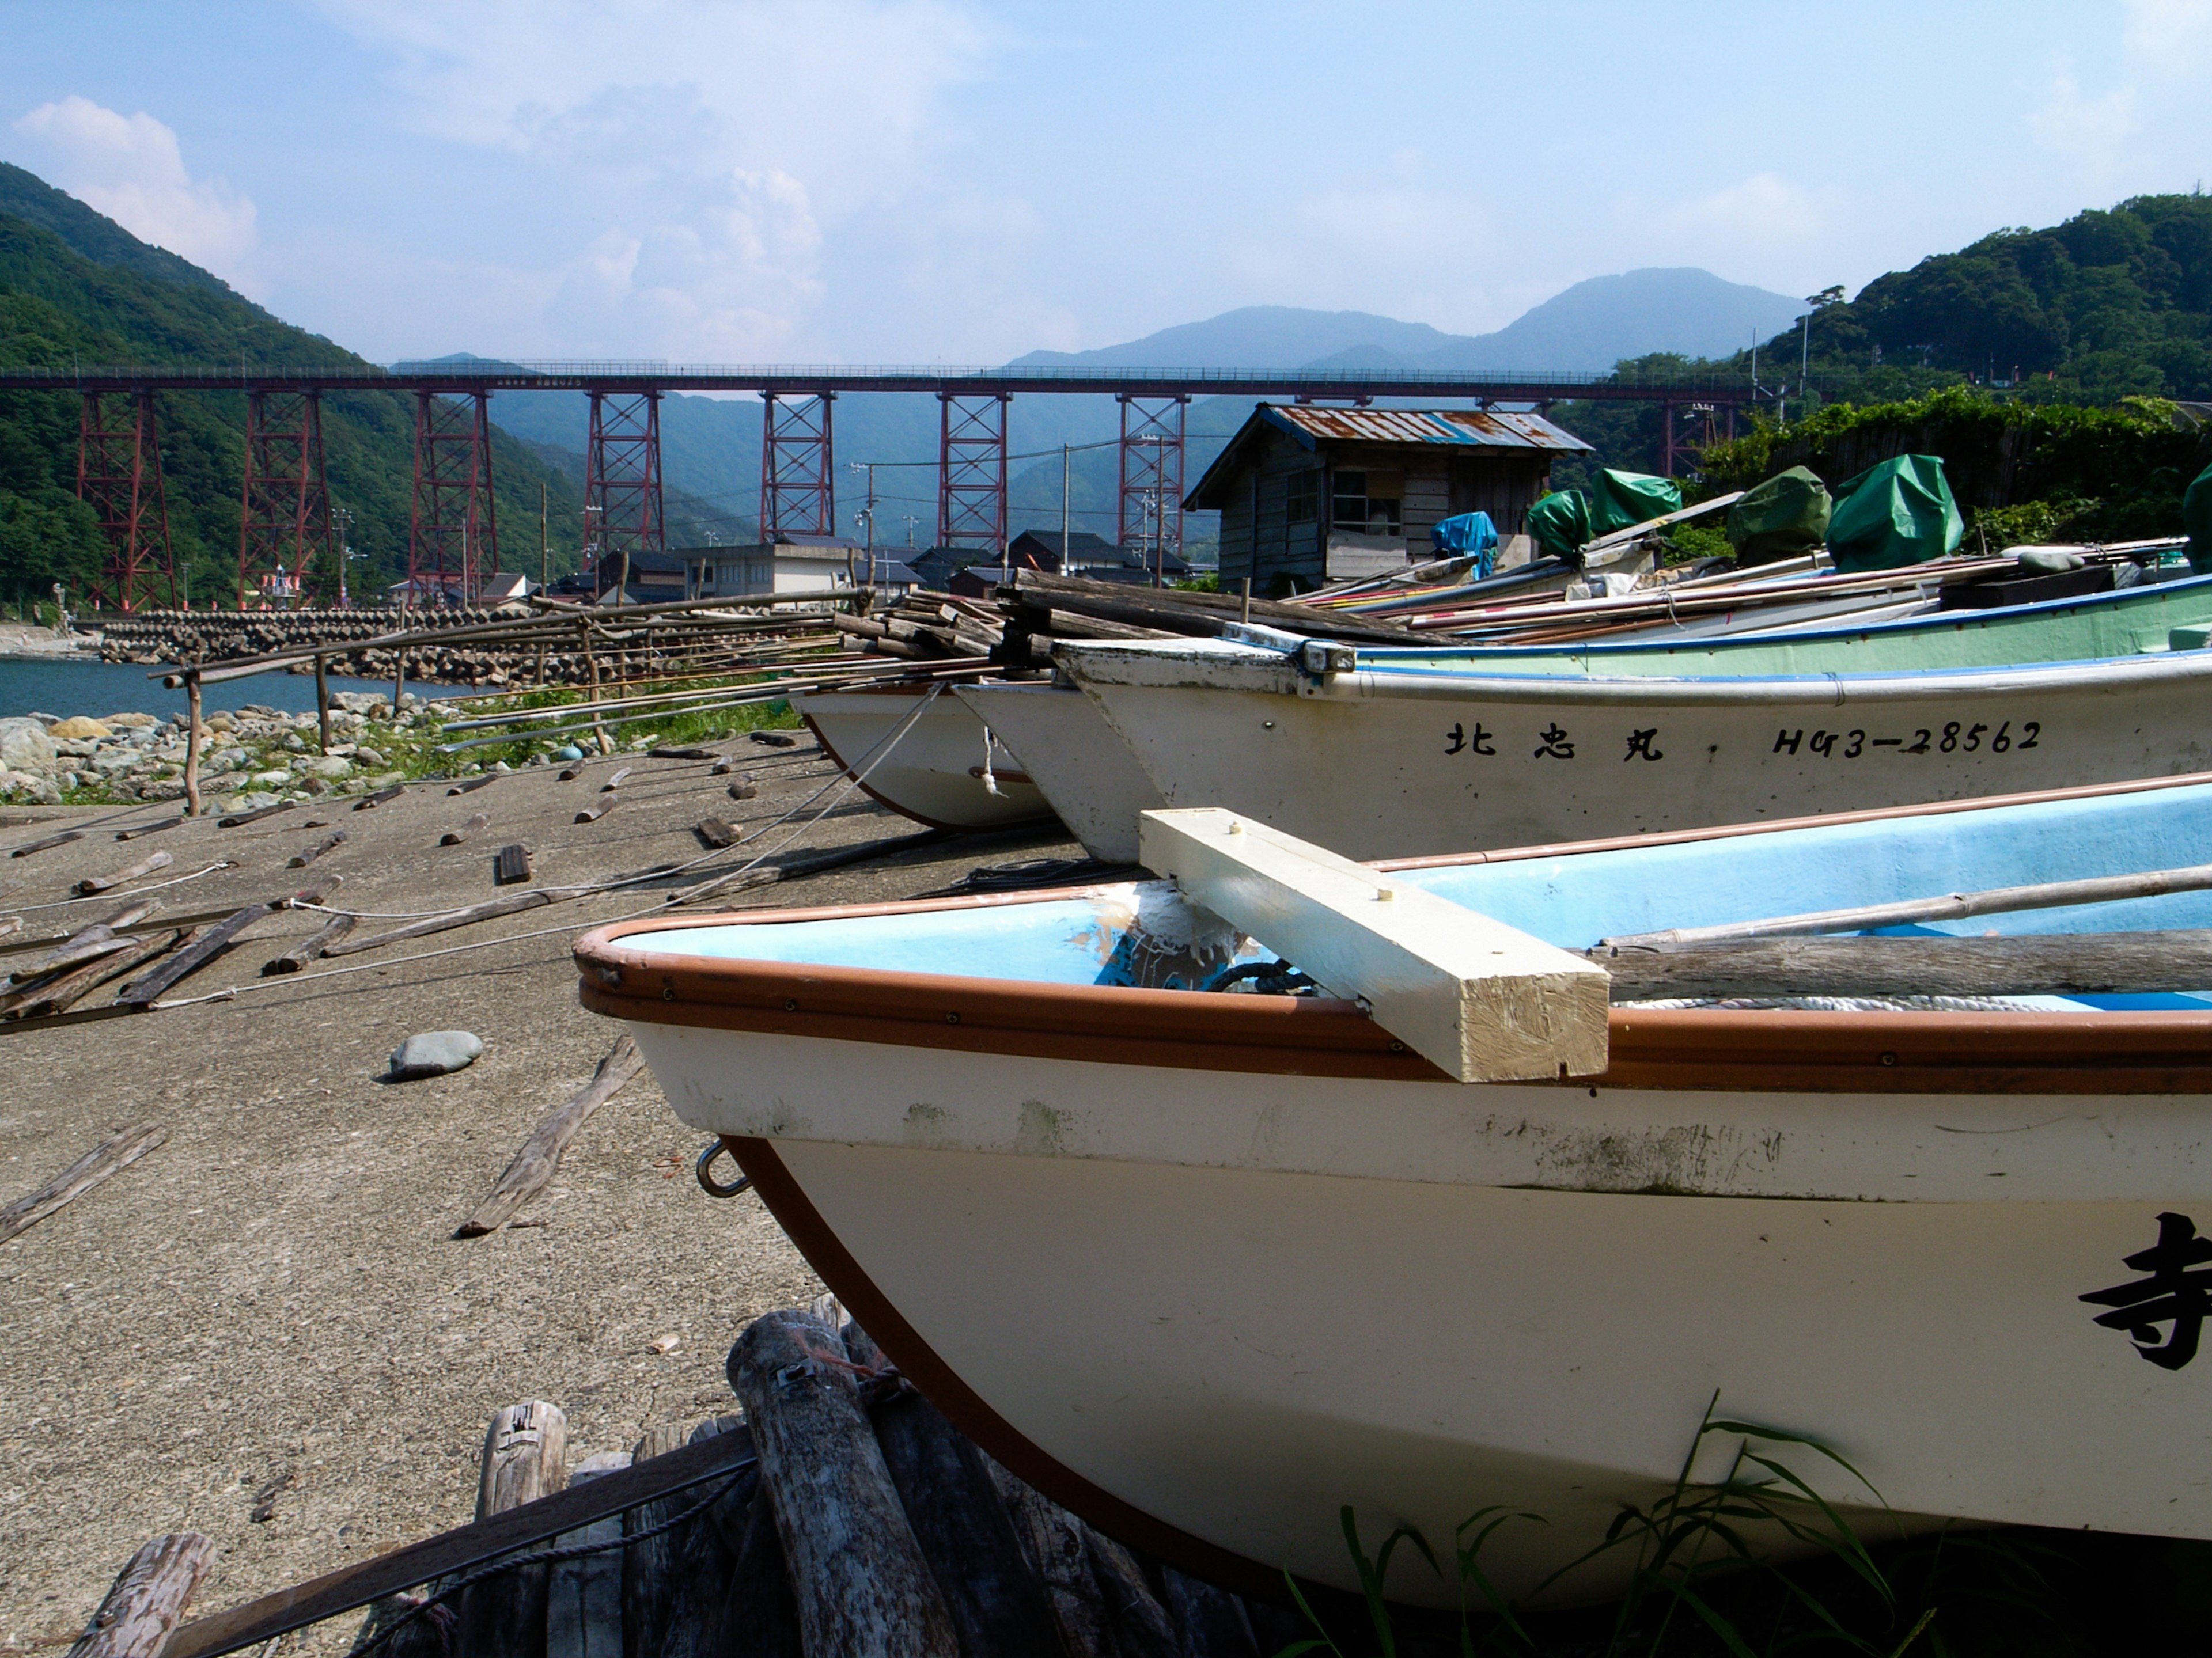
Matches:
[[388, 1030, 486, 1080]]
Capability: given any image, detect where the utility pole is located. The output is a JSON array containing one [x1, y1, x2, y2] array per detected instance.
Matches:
[[539, 481, 548, 594], [1061, 443, 1071, 576], [902, 513, 919, 549]]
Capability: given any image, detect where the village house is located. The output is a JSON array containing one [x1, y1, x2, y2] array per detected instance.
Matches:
[[679, 533, 868, 600], [1187, 403, 1593, 591]]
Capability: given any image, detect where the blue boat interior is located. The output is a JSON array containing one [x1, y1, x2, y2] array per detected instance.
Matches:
[[619, 781, 2212, 1010]]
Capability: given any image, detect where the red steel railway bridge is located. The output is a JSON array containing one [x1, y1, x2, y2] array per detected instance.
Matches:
[[0, 362, 1751, 611]]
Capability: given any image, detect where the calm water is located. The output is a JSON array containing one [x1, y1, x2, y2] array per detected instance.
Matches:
[[0, 654, 456, 721]]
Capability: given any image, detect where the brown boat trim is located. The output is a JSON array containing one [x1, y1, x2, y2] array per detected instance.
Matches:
[[799, 701, 1055, 835], [575, 769, 2212, 1094], [730, 1133, 1286, 1599]]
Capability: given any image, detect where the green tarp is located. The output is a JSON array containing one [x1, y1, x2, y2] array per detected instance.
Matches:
[[1725, 466, 1832, 566], [1589, 469, 1684, 538], [1826, 454, 1964, 573], [2186, 462, 2212, 574], [1527, 490, 1592, 561]]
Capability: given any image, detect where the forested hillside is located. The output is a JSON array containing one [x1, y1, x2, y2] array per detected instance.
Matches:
[[0, 164, 584, 608]]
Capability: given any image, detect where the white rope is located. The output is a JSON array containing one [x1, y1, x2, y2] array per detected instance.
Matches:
[[9, 860, 236, 914]]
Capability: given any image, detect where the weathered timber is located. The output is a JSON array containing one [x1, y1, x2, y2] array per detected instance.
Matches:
[[574, 797, 617, 824], [441, 812, 492, 847], [217, 800, 296, 828], [354, 784, 406, 810], [622, 1424, 691, 1658], [726, 1308, 961, 1658], [454, 1034, 643, 1236], [648, 746, 720, 761], [449, 773, 498, 797], [557, 760, 589, 783], [288, 830, 347, 868], [601, 767, 632, 792], [287, 872, 344, 908], [454, 1402, 568, 1658], [1084, 1526, 1185, 1658], [12, 930, 181, 1019], [113, 816, 189, 841], [694, 818, 741, 849], [544, 1503, 622, 1658], [844, 1323, 1062, 1658], [116, 905, 272, 1006], [3, 900, 162, 983], [261, 912, 355, 975], [9, 828, 83, 858], [1014, 568, 1415, 646], [74, 850, 173, 896], [670, 828, 949, 907], [0, 935, 135, 1003], [726, 778, 759, 801], [717, 1476, 804, 1658], [321, 890, 554, 958], [750, 731, 798, 749], [656, 1420, 751, 1658], [1593, 929, 2212, 1000], [162, 1425, 760, 1658], [1, 1125, 167, 1246], [183, 670, 202, 818], [979, 1452, 1118, 1658], [65, 1531, 216, 1658], [1161, 1568, 1262, 1658], [495, 844, 533, 885], [1603, 861, 2212, 948]]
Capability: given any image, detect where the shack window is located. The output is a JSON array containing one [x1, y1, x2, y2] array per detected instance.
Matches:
[[1286, 470, 1319, 524], [1332, 471, 1402, 536]]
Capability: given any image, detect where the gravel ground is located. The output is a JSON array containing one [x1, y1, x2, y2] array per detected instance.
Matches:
[[0, 734, 1080, 1653]]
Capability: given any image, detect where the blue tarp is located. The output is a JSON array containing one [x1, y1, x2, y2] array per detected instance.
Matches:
[[1430, 510, 1498, 576]]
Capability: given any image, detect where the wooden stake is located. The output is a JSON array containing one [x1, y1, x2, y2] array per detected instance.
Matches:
[[494, 844, 533, 885], [63, 1531, 214, 1658], [440, 812, 491, 847], [1, 1125, 168, 1246], [183, 670, 202, 818], [583, 622, 611, 756], [10, 930, 181, 1019], [454, 1403, 567, 1658], [574, 796, 617, 824], [353, 784, 405, 810], [260, 912, 355, 975], [288, 829, 348, 869], [9, 828, 84, 859], [314, 653, 331, 753], [448, 773, 497, 796], [217, 800, 296, 828], [454, 1034, 643, 1236], [74, 850, 172, 897], [601, 767, 631, 792]]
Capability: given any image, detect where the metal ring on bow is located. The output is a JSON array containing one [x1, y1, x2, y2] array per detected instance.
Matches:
[[695, 1140, 752, 1198]]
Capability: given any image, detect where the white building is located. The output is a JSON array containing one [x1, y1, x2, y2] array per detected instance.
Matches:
[[683, 534, 866, 599]]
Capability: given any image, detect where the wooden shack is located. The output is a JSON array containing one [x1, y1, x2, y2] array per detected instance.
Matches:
[[1188, 404, 1592, 591]]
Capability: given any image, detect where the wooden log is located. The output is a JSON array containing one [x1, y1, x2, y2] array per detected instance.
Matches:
[[726, 779, 759, 801], [353, 784, 406, 810], [1141, 807, 1609, 1082], [454, 1402, 567, 1658], [715, 1477, 803, 1658], [1603, 860, 2212, 949], [725, 1309, 961, 1658], [671, 829, 948, 907], [1160, 1568, 1262, 1658], [1, 1125, 167, 1246], [495, 844, 533, 885], [454, 1034, 643, 1236], [599, 767, 631, 792], [75, 850, 173, 897], [749, 731, 798, 749], [9, 828, 84, 858], [183, 671, 202, 818], [314, 654, 331, 753], [217, 800, 296, 828], [116, 904, 272, 1006], [842, 1323, 1062, 1658], [545, 1508, 622, 1658], [695, 818, 741, 849], [574, 796, 617, 824], [1, 934, 135, 999], [656, 1419, 753, 1658], [1593, 929, 2212, 1001], [321, 890, 553, 958], [11, 929, 181, 1019], [65, 1532, 216, 1658], [441, 812, 492, 847], [261, 912, 354, 975], [649, 746, 721, 761], [113, 816, 189, 841], [977, 1453, 1118, 1658], [622, 1424, 692, 1658], [1083, 1526, 1183, 1658], [449, 773, 498, 796], [287, 872, 344, 909], [4, 900, 164, 988], [288, 830, 347, 869]]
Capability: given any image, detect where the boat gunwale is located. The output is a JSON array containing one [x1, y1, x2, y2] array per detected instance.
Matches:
[[575, 770, 2212, 1096]]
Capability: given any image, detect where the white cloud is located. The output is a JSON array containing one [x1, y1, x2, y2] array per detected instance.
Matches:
[[2027, 70, 2142, 170], [2122, 0, 2212, 74], [12, 96, 260, 289]]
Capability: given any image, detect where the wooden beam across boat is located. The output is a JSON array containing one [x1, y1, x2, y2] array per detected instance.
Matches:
[[1137, 807, 1610, 1082], [1593, 929, 2212, 1001]]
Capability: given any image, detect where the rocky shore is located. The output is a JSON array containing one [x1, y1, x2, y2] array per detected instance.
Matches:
[[96, 607, 638, 688]]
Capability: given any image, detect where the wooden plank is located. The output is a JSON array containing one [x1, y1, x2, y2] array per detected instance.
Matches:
[[600, 767, 631, 792], [10, 829, 84, 858], [574, 796, 617, 824], [1, 1125, 167, 1246], [453, 1403, 566, 1658], [647, 746, 720, 760], [978, 1454, 1118, 1658], [75, 850, 173, 897], [694, 817, 741, 849], [321, 890, 553, 958], [494, 844, 533, 886], [448, 773, 498, 796], [1603, 860, 2212, 948], [556, 760, 589, 782], [454, 1035, 643, 1236], [1, 934, 136, 1000], [261, 912, 355, 976], [1083, 1526, 1183, 1658], [10, 930, 181, 1019], [670, 828, 949, 907], [1138, 807, 1609, 1082], [287, 830, 347, 869], [65, 1532, 216, 1658], [621, 1422, 691, 1658], [115, 905, 272, 1006], [440, 812, 491, 847], [353, 785, 405, 811], [113, 817, 188, 841], [216, 800, 296, 829], [726, 1307, 961, 1658], [1594, 929, 2212, 1001], [749, 731, 798, 748]]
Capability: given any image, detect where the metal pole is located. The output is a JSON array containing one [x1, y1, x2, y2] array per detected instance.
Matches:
[[1061, 443, 1071, 575], [540, 480, 548, 595]]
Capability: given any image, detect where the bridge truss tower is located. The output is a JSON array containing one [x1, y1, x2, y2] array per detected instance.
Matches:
[[760, 392, 835, 538], [1118, 394, 1187, 580], [76, 390, 177, 613], [586, 390, 665, 599], [410, 390, 497, 606], [1660, 399, 1737, 480], [937, 393, 1009, 556], [238, 389, 335, 609]]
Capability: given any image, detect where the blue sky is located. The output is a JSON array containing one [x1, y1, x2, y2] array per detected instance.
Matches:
[[0, 1, 2203, 366]]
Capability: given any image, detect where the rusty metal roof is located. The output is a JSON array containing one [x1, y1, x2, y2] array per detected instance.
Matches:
[[1261, 404, 1594, 452]]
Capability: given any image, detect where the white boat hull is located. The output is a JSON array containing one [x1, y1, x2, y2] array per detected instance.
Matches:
[[626, 1018, 2212, 1606], [1068, 643, 2212, 860], [954, 682, 1164, 863], [796, 685, 1055, 831]]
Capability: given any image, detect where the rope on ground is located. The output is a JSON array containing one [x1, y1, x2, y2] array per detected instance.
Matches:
[[8, 860, 237, 913]]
